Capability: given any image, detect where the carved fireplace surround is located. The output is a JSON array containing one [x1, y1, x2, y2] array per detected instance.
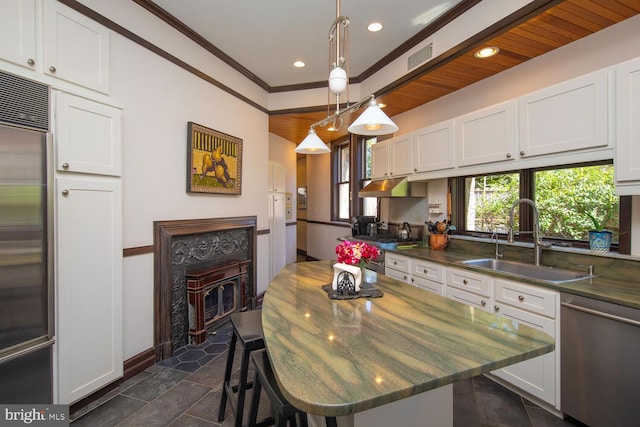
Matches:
[[153, 216, 257, 362]]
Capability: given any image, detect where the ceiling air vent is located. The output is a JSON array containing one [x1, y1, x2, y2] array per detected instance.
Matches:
[[407, 43, 433, 71]]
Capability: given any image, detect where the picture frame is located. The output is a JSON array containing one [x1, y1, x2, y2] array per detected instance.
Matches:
[[187, 122, 243, 194]]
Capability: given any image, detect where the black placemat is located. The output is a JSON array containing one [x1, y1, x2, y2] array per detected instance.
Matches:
[[322, 284, 384, 300]]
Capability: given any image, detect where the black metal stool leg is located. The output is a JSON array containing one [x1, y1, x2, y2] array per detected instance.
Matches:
[[218, 332, 238, 421], [247, 369, 262, 427], [234, 344, 252, 427], [325, 417, 338, 427]]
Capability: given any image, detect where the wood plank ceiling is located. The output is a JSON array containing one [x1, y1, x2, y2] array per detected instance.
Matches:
[[269, 0, 640, 146]]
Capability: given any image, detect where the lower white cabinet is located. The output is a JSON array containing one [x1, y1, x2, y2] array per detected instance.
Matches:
[[55, 176, 123, 404], [385, 252, 411, 283], [411, 259, 445, 295], [490, 279, 560, 409], [445, 287, 491, 312]]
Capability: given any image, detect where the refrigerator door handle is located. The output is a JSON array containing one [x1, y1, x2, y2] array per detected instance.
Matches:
[[0, 338, 55, 365]]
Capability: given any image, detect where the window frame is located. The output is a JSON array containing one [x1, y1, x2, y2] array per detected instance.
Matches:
[[450, 160, 631, 254]]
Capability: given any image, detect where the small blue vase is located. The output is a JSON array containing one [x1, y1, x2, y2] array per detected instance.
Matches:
[[589, 230, 612, 252]]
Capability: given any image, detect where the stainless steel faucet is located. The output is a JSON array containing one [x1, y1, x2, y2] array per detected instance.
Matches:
[[507, 198, 551, 266], [491, 232, 503, 260]]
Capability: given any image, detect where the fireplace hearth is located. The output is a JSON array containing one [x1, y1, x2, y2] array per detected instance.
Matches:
[[154, 217, 256, 361]]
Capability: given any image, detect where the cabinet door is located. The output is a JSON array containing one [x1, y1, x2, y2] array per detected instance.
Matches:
[[269, 161, 286, 192], [389, 134, 413, 177], [446, 287, 490, 312], [615, 57, 640, 183], [491, 303, 557, 407], [269, 193, 286, 280], [0, 0, 36, 70], [371, 141, 390, 179], [385, 267, 410, 283], [494, 279, 557, 318], [385, 253, 410, 274], [55, 92, 122, 176], [457, 101, 516, 166], [412, 276, 444, 295], [446, 267, 492, 298], [412, 259, 444, 284], [519, 70, 608, 158], [56, 177, 123, 404], [413, 120, 455, 173], [43, 1, 110, 94]]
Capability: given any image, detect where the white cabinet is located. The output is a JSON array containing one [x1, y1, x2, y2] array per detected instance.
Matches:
[[269, 192, 286, 280], [410, 258, 445, 295], [0, 0, 36, 70], [55, 176, 123, 404], [44, 0, 110, 94], [268, 161, 286, 192], [490, 279, 559, 409], [615, 57, 640, 194], [457, 101, 516, 167], [55, 91, 122, 176], [371, 134, 413, 179], [518, 70, 608, 158], [445, 267, 492, 312], [385, 252, 411, 283], [412, 120, 455, 173]]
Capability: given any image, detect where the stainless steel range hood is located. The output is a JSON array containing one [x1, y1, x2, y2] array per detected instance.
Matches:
[[358, 177, 426, 198]]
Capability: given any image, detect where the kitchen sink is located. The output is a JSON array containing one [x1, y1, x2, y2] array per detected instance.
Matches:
[[459, 258, 593, 284]]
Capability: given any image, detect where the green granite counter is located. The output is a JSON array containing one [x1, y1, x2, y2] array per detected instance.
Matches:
[[262, 261, 554, 423]]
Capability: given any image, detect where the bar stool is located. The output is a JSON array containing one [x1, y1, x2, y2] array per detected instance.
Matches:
[[248, 349, 338, 427], [218, 309, 266, 427]]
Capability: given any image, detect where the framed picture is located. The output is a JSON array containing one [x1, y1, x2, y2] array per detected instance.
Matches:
[[297, 187, 307, 209], [187, 122, 243, 194]]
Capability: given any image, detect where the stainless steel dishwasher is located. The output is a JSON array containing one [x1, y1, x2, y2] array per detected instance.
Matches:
[[561, 293, 640, 426]]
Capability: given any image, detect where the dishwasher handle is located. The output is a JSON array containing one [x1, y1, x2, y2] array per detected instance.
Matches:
[[561, 301, 640, 327]]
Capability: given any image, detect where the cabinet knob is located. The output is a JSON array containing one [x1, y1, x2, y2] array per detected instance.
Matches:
[[518, 295, 524, 301], [423, 269, 427, 274], [462, 279, 468, 284], [403, 275, 408, 280], [411, 278, 415, 283], [49, 66, 56, 73], [494, 305, 500, 312], [27, 58, 35, 66], [520, 150, 525, 156], [62, 162, 69, 169], [393, 261, 397, 265], [481, 300, 487, 306], [506, 153, 512, 158], [61, 189, 69, 196]]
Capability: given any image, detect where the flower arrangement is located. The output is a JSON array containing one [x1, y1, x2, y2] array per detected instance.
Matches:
[[335, 241, 380, 268]]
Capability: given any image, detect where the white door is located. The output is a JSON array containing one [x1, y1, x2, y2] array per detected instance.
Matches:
[[616, 57, 640, 183], [389, 134, 413, 177], [269, 193, 286, 280], [0, 0, 36, 70], [371, 141, 390, 179], [413, 120, 455, 173], [55, 176, 123, 404]]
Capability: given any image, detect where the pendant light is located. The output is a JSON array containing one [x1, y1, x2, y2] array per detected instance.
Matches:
[[295, 0, 398, 154]]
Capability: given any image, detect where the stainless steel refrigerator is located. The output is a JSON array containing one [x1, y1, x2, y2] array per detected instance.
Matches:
[[0, 71, 53, 403]]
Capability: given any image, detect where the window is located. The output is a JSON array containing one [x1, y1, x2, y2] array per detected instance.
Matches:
[[331, 136, 380, 221], [455, 162, 628, 251]]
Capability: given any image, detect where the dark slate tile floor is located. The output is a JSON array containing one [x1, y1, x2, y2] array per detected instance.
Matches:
[[70, 321, 584, 427]]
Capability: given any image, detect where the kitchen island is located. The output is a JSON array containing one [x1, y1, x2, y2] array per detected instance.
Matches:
[[262, 261, 554, 427]]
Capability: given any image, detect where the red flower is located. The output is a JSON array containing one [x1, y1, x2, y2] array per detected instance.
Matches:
[[335, 241, 380, 267]]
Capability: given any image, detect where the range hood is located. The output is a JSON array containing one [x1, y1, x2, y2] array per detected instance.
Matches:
[[358, 177, 426, 198]]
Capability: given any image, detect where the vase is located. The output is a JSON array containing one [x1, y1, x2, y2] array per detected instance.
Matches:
[[361, 267, 377, 285], [589, 230, 612, 252], [332, 263, 362, 294]]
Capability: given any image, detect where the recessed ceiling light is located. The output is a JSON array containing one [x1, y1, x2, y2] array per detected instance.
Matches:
[[293, 61, 305, 68], [368, 22, 382, 32], [474, 47, 500, 59]]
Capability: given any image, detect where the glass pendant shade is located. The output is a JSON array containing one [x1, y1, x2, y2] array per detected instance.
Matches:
[[295, 128, 330, 154], [348, 99, 399, 135]]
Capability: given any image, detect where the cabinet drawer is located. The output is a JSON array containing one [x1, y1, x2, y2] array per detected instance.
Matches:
[[446, 287, 490, 312], [412, 259, 444, 283], [412, 276, 444, 296], [385, 267, 409, 283], [494, 279, 558, 318], [447, 267, 492, 298], [385, 253, 410, 274]]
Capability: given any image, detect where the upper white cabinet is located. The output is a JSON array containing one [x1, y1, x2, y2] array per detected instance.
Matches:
[[0, 0, 36, 70], [413, 120, 455, 173], [615, 57, 640, 194], [519, 70, 608, 158], [268, 161, 286, 192], [371, 134, 413, 179], [456, 101, 516, 167], [55, 91, 122, 176], [44, 1, 110, 94]]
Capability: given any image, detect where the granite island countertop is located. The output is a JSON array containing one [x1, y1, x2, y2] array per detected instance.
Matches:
[[381, 242, 640, 310], [262, 261, 554, 417]]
